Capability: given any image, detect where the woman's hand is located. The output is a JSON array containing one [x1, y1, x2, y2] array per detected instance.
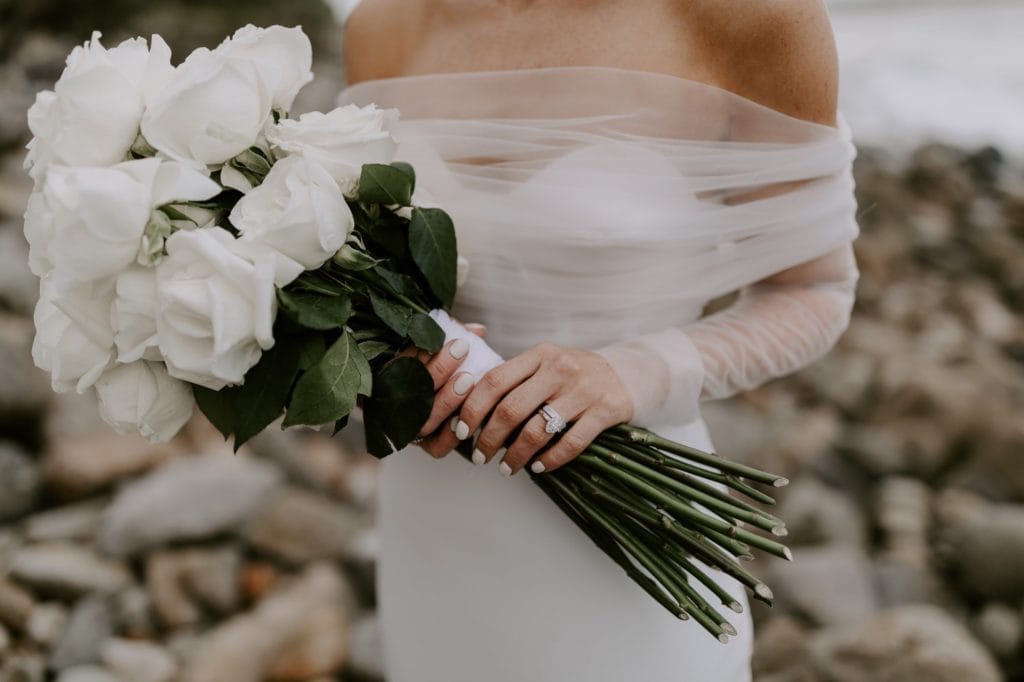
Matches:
[[410, 323, 487, 459], [455, 343, 635, 476]]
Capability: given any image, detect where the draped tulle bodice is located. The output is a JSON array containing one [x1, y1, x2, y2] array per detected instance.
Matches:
[[337, 66, 859, 359]]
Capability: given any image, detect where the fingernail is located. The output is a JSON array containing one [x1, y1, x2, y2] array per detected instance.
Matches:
[[499, 462, 512, 477], [453, 373, 474, 396], [465, 323, 486, 334], [449, 415, 459, 433], [449, 338, 469, 360], [530, 461, 546, 474], [455, 419, 470, 441], [472, 449, 486, 465]]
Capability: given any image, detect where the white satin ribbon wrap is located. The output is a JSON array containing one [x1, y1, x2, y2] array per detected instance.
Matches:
[[340, 66, 860, 429]]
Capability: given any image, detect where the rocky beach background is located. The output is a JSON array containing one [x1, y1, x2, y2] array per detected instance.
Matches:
[[0, 1, 1022, 680]]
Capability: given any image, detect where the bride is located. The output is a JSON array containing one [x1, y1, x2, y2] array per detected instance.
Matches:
[[337, 1, 860, 680]]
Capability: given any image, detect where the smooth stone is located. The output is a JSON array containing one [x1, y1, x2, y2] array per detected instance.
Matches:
[[49, 597, 114, 670], [23, 500, 105, 543], [99, 453, 280, 557], [0, 441, 39, 521], [181, 563, 352, 682], [240, 485, 363, 564], [8, 544, 130, 598], [146, 546, 241, 629], [808, 605, 1001, 682], [770, 546, 878, 628], [26, 601, 67, 646], [101, 637, 178, 682], [54, 666, 121, 682], [0, 576, 36, 630]]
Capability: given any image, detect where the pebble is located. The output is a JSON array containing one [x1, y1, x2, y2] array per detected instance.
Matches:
[[808, 605, 1001, 682], [99, 453, 280, 557], [0, 227, 38, 315], [42, 431, 179, 501], [146, 546, 241, 629], [26, 602, 67, 646], [24, 500, 105, 543], [54, 666, 121, 682], [241, 485, 363, 564], [0, 442, 38, 522], [776, 477, 866, 548], [0, 576, 36, 630], [347, 613, 386, 680], [49, 596, 114, 670], [8, 543, 130, 598], [971, 603, 1024, 660], [101, 637, 179, 682], [770, 546, 878, 628], [1, 652, 46, 682], [181, 563, 352, 682]]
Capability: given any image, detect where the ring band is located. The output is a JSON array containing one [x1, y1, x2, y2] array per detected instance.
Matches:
[[538, 404, 567, 434]]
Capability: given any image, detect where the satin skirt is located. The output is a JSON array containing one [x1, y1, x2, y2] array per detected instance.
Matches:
[[376, 415, 754, 682]]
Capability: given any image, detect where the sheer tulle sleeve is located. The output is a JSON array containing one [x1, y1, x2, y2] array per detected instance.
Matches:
[[595, 241, 859, 427]]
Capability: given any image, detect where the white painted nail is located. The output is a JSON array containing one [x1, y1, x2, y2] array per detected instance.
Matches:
[[455, 419, 470, 441], [449, 338, 470, 359], [530, 461, 546, 474], [464, 323, 487, 334], [499, 462, 512, 477], [449, 415, 460, 433], [452, 373, 474, 396], [472, 449, 486, 465]]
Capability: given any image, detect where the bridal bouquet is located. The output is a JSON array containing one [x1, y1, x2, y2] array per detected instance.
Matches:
[[24, 25, 790, 641]]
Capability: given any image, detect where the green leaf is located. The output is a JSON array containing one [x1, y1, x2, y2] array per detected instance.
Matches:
[[374, 267, 419, 298], [391, 161, 416, 195], [231, 338, 302, 448], [409, 207, 458, 308], [192, 338, 302, 449], [357, 163, 414, 206], [369, 290, 410, 337], [362, 356, 434, 458], [358, 339, 394, 362], [278, 289, 352, 331], [407, 313, 445, 354], [332, 414, 349, 436], [297, 335, 327, 371], [193, 385, 236, 439], [283, 331, 366, 427]]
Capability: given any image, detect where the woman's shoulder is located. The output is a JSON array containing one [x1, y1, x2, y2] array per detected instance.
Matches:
[[690, 0, 839, 126], [343, 0, 421, 84]]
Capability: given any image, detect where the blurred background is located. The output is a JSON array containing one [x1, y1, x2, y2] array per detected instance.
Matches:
[[0, 1, 1021, 680]]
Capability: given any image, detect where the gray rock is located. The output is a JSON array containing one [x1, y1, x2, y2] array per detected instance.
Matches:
[[347, 613, 385, 680], [1, 652, 46, 682], [752, 616, 813, 682], [0, 441, 39, 521], [936, 490, 1024, 601], [24, 500, 105, 543], [771, 546, 878, 627], [99, 453, 280, 556], [42, 430, 179, 501], [50, 597, 114, 670], [250, 429, 353, 499], [808, 605, 1001, 682], [26, 602, 67, 646], [181, 563, 351, 682], [112, 585, 155, 639], [241, 485, 363, 564], [146, 546, 241, 629], [971, 603, 1023, 660], [0, 228, 38, 314], [776, 477, 866, 548], [0, 576, 36, 630], [9, 543, 130, 598], [101, 637, 178, 682], [875, 477, 931, 563], [54, 666, 121, 682]]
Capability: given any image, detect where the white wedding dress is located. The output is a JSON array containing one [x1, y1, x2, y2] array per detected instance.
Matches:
[[337, 30, 861, 682]]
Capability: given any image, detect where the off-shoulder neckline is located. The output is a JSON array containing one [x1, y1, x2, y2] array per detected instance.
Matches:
[[338, 64, 847, 135]]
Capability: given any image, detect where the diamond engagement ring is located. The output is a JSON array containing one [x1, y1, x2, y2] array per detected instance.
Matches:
[[538, 404, 567, 434]]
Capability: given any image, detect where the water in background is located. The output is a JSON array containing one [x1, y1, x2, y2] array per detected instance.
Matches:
[[829, 0, 1024, 155], [326, 0, 1024, 156]]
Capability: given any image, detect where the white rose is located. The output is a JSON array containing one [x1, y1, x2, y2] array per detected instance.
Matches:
[[216, 25, 313, 113], [32, 274, 115, 393], [230, 155, 353, 286], [141, 48, 272, 166], [24, 32, 173, 183], [266, 104, 399, 194], [95, 361, 195, 443], [112, 267, 161, 363], [34, 158, 220, 282], [156, 227, 277, 390]]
